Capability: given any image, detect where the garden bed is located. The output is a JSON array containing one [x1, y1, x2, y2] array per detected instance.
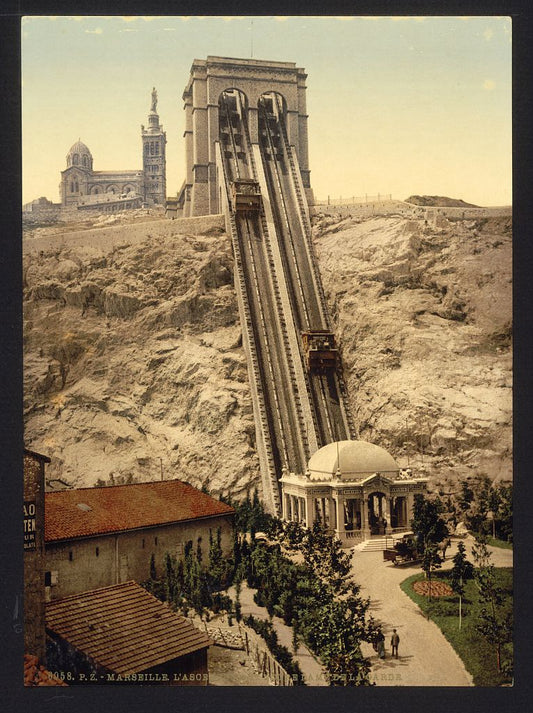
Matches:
[[401, 568, 513, 686], [412, 580, 453, 597]]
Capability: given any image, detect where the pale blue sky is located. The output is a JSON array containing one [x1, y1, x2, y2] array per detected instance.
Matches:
[[22, 15, 512, 206]]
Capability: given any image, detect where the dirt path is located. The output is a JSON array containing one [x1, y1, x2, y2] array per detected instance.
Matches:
[[352, 537, 512, 686], [228, 583, 327, 686]]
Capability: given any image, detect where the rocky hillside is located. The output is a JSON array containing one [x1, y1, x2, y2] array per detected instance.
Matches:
[[23, 219, 260, 498], [313, 212, 512, 493], [23, 209, 512, 499]]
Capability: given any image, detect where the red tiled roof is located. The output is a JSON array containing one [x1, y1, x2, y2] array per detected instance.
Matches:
[[24, 654, 68, 686], [46, 581, 212, 676], [45, 479, 234, 542]]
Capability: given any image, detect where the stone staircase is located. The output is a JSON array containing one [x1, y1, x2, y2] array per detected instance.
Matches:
[[358, 533, 406, 553]]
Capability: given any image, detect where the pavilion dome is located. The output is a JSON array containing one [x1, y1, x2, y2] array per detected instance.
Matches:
[[66, 140, 93, 169], [307, 440, 399, 481]]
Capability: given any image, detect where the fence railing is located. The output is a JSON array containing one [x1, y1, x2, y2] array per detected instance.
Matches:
[[312, 193, 393, 206], [191, 619, 295, 686]]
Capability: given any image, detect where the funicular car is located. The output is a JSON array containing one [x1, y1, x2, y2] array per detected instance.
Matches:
[[302, 330, 338, 372], [231, 179, 262, 214]]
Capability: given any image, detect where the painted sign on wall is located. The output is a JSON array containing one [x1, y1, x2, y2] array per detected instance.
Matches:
[[24, 500, 36, 550]]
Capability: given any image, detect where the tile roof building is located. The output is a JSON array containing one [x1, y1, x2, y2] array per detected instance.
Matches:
[[24, 654, 68, 687], [46, 581, 211, 685], [45, 479, 235, 600]]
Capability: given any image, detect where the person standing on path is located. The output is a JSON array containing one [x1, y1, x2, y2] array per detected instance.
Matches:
[[391, 629, 400, 659], [376, 631, 386, 659]]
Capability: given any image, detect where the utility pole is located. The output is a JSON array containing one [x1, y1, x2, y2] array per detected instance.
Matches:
[[159, 457, 163, 481], [250, 19, 254, 58], [405, 418, 410, 467]]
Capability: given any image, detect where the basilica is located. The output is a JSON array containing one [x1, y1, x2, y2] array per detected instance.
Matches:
[[59, 88, 166, 209]]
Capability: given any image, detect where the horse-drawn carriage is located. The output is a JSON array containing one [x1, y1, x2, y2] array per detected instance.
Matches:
[[383, 533, 422, 566]]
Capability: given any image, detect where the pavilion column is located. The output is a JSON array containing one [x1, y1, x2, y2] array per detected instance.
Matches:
[[305, 495, 315, 529], [384, 496, 392, 532], [335, 494, 345, 539], [300, 498, 306, 525], [361, 497, 368, 537], [406, 493, 415, 524], [328, 496, 336, 530]]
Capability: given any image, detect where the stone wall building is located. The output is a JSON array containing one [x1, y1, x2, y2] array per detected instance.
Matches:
[[24, 448, 50, 663], [179, 56, 313, 217], [280, 440, 428, 546], [44, 479, 235, 600], [59, 88, 166, 208]]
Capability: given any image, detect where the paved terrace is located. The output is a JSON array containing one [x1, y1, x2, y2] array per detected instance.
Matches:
[[226, 536, 511, 687], [352, 535, 513, 686]]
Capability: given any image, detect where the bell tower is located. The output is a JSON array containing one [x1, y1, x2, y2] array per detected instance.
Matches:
[[141, 87, 167, 205]]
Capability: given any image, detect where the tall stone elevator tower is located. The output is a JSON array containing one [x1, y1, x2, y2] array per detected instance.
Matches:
[[181, 56, 313, 217], [142, 87, 167, 205]]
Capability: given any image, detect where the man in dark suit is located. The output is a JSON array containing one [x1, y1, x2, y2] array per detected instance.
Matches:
[[391, 629, 400, 658]]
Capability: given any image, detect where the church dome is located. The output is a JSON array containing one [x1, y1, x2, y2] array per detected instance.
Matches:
[[307, 440, 399, 481], [66, 140, 93, 169]]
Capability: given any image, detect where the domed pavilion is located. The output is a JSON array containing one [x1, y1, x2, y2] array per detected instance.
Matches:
[[280, 440, 428, 546]]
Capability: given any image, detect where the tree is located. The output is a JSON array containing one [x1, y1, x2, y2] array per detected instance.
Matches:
[[411, 494, 449, 596], [457, 479, 474, 512], [472, 536, 513, 674], [300, 519, 352, 595], [421, 544, 443, 600], [450, 541, 474, 629], [494, 483, 513, 542], [196, 537, 203, 565], [208, 527, 226, 591]]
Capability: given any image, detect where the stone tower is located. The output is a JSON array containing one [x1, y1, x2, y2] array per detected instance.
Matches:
[[142, 87, 167, 205], [181, 56, 313, 217]]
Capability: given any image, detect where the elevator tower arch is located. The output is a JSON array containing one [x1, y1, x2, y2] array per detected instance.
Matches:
[[182, 56, 313, 216]]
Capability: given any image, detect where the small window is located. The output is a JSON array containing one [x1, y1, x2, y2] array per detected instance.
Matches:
[[95, 547, 99, 557], [154, 537, 158, 546], [45, 571, 51, 586], [142, 538, 145, 549], [68, 551, 73, 561]]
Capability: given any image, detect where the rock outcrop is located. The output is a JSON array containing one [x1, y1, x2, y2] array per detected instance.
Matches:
[[24, 223, 260, 498], [24, 210, 512, 499], [314, 213, 512, 492]]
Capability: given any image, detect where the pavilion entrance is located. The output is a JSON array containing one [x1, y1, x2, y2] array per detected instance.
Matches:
[[390, 495, 408, 529], [368, 491, 388, 535]]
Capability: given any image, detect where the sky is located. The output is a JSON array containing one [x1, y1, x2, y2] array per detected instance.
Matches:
[[22, 15, 512, 207]]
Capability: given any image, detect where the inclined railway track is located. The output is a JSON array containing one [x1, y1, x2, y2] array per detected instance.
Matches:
[[218, 90, 356, 512]]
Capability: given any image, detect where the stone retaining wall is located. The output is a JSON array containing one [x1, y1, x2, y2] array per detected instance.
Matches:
[[23, 214, 226, 255]]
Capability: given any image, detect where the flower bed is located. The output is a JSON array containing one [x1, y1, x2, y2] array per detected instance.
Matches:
[[412, 580, 453, 597]]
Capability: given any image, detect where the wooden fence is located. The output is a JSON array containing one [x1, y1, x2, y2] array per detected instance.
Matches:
[[192, 619, 295, 686]]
